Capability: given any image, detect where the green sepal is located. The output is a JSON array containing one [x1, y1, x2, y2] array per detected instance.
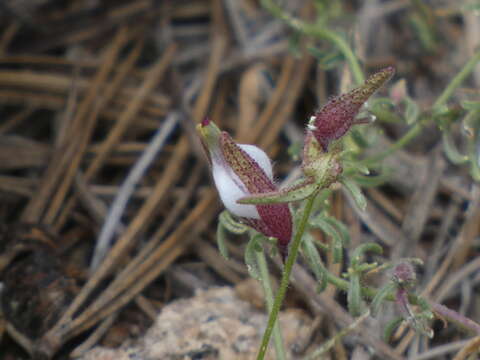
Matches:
[[371, 282, 397, 316], [347, 273, 362, 317], [341, 177, 367, 211], [303, 136, 342, 188]]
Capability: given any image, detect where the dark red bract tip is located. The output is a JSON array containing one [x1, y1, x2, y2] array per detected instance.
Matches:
[[309, 67, 395, 152], [201, 117, 210, 127]]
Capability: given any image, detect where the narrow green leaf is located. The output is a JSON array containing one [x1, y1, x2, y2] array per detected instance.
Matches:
[[351, 170, 391, 187], [350, 128, 370, 148], [245, 235, 262, 280], [404, 96, 419, 125], [312, 189, 332, 212], [288, 31, 303, 58], [332, 239, 343, 264], [322, 216, 351, 246], [469, 136, 480, 181], [341, 177, 367, 211], [348, 274, 362, 317], [287, 141, 302, 161], [351, 242, 383, 267], [369, 97, 395, 109], [411, 317, 434, 339], [442, 132, 469, 165], [462, 109, 480, 138], [371, 282, 397, 316], [343, 160, 370, 175], [461, 100, 480, 111], [383, 317, 404, 342], [216, 222, 229, 259], [219, 211, 248, 234], [310, 216, 343, 245], [432, 103, 450, 119], [355, 262, 379, 272], [307, 46, 344, 70], [416, 296, 432, 313], [302, 232, 327, 291]]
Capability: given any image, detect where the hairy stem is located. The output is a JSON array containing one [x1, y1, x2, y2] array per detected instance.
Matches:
[[261, 0, 364, 84], [256, 194, 317, 360], [359, 121, 423, 166], [255, 248, 287, 360], [433, 49, 480, 110]]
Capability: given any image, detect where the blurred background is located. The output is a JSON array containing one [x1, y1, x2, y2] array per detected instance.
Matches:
[[0, 0, 479, 359]]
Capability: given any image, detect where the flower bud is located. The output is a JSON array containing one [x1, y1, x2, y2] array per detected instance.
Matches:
[[392, 262, 416, 286], [309, 67, 395, 152]]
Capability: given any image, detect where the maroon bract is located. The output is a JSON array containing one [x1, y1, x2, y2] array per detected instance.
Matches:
[[197, 119, 293, 259], [309, 67, 395, 152]]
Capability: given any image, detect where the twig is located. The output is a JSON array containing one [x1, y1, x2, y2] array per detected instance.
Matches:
[[90, 113, 178, 271]]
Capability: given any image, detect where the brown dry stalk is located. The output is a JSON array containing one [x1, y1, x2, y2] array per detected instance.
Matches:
[[20, 28, 129, 223]]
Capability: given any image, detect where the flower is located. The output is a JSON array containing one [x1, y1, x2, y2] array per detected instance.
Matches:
[[238, 68, 395, 212], [308, 67, 395, 152], [393, 262, 416, 285], [197, 118, 293, 259]]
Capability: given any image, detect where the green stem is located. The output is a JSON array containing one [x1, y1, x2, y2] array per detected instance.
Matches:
[[359, 49, 480, 167], [306, 26, 364, 84], [256, 194, 317, 360], [433, 49, 480, 110], [255, 248, 287, 360], [261, 0, 364, 84], [359, 122, 423, 166]]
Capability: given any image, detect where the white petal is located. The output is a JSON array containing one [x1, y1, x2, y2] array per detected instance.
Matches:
[[238, 144, 273, 180], [212, 160, 260, 219]]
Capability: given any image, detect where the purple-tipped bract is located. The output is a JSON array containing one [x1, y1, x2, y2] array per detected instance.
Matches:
[[310, 67, 395, 152]]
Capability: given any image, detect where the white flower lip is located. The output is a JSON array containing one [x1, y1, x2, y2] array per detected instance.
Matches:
[[211, 143, 273, 219]]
